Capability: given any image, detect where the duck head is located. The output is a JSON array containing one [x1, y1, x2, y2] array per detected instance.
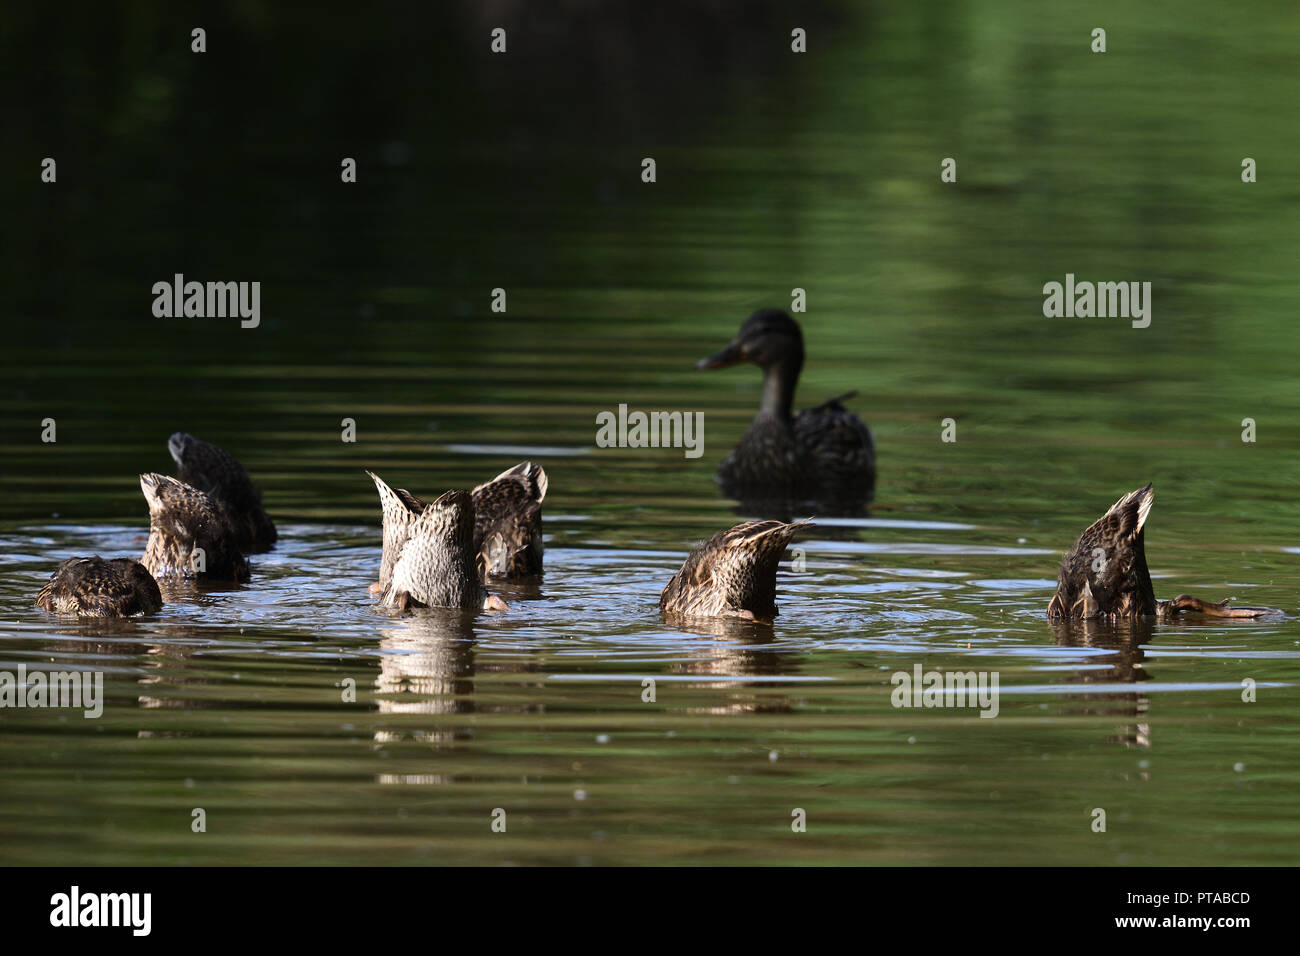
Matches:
[[696, 308, 805, 371], [697, 309, 806, 419]]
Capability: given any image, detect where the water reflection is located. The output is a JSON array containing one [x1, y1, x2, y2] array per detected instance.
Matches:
[[374, 610, 477, 749], [665, 618, 797, 715], [1051, 618, 1154, 748]]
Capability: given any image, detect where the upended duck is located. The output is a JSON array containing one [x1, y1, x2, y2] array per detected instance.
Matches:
[[471, 462, 548, 577], [36, 556, 163, 617], [367, 472, 508, 612], [168, 432, 276, 552], [140, 473, 250, 583], [697, 309, 875, 509], [660, 518, 811, 622], [1047, 483, 1281, 621], [366, 462, 546, 584]]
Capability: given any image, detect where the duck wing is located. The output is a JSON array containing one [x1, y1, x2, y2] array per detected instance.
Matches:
[[793, 398, 875, 494]]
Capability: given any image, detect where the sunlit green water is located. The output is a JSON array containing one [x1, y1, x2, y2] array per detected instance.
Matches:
[[2, 1, 1299, 865]]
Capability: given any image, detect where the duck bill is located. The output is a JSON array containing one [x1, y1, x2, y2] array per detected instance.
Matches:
[[695, 341, 745, 370]]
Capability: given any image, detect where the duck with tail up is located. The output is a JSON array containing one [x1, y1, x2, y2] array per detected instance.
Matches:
[[1047, 483, 1282, 621], [365, 462, 547, 586], [366, 471, 508, 612], [140, 473, 250, 583], [35, 557, 163, 617], [167, 432, 276, 553], [472, 462, 548, 578], [697, 309, 875, 512], [660, 518, 811, 623]]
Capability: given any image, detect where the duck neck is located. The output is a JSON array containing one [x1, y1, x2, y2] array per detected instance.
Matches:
[[759, 355, 802, 421]]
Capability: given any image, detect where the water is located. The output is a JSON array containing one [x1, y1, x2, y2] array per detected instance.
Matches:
[[3, 1, 1300, 865]]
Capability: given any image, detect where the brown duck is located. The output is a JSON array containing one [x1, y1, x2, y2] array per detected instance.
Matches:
[[472, 462, 548, 577], [140, 473, 250, 583], [697, 309, 875, 507], [36, 556, 163, 617], [367, 472, 506, 612], [1047, 484, 1280, 621], [168, 432, 276, 552], [365, 462, 546, 584], [660, 518, 811, 622]]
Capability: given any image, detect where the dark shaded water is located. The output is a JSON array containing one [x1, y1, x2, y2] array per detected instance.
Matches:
[[2, 2, 1299, 864]]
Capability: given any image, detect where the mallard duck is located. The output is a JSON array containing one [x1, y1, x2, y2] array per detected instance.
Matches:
[[697, 309, 875, 507], [167, 432, 276, 552], [1047, 483, 1280, 621], [140, 473, 250, 582], [660, 518, 811, 622], [35, 556, 163, 617], [473, 462, 547, 578], [365, 462, 546, 584], [367, 472, 506, 612]]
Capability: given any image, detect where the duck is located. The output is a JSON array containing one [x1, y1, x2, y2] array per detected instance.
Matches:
[[660, 518, 811, 622], [1047, 483, 1281, 621], [696, 309, 875, 509], [35, 556, 163, 617], [167, 432, 276, 552], [472, 462, 548, 578], [365, 462, 546, 584], [366, 472, 507, 612], [139, 473, 251, 582]]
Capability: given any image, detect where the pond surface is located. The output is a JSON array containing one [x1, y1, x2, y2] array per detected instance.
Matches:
[[2, 1, 1300, 865]]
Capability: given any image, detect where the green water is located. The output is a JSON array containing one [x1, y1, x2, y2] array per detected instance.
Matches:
[[2, 2, 1299, 865]]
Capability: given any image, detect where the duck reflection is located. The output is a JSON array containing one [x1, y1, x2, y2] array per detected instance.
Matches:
[[1050, 617, 1153, 748], [374, 609, 477, 753], [665, 617, 798, 715], [35, 615, 203, 724]]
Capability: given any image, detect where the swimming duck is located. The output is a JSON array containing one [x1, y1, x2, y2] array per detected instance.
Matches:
[[140, 473, 250, 582], [660, 518, 811, 622], [1047, 483, 1280, 621], [35, 556, 163, 617], [697, 309, 875, 508], [168, 432, 276, 552], [367, 471, 506, 612], [472, 462, 547, 578]]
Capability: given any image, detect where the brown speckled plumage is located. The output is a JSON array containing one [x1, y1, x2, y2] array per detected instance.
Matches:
[[660, 519, 811, 621], [472, 461, 547, 578], [368, 473, 486, 610], [367, 470, 426, 595], [1047, 484, 1280, 621], [140, 473, 250, 582], [168, 432, 276, 552], [697, 309, 874, 506], [36, 556, 163, 617]]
